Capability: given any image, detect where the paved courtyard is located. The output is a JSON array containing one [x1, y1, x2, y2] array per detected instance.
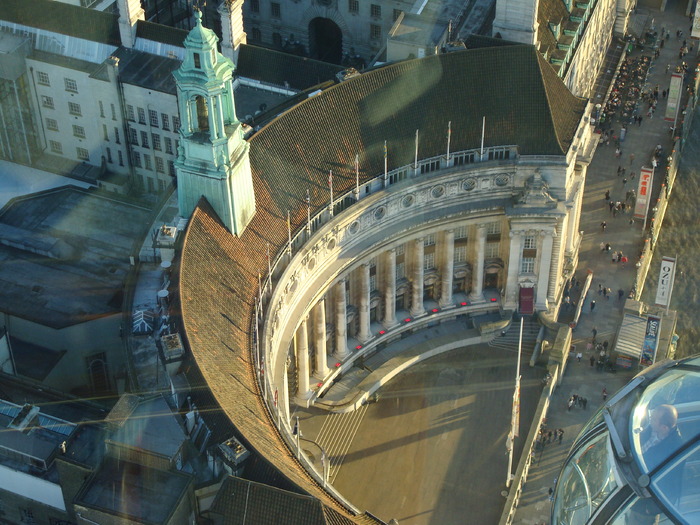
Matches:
[[297, 341, 543, 525]]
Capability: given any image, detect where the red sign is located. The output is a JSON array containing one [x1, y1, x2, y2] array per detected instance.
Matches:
[[634, 167, 654, 220]]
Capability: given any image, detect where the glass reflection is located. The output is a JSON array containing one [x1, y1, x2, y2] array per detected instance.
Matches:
[[609, 496, 673, 525], [631, 368, 700, 473], [553, 432, 619, 524], [652, 443, 700, 524]]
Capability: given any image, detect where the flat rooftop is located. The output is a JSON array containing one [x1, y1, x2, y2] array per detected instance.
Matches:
[[0, 186, 151, 328], [109, 395, 186, 459], [75, 456, 192, 523]]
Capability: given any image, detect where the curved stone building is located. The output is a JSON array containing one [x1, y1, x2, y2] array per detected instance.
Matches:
[[551, 355, 700, 524], [176, 14, 595, 517]]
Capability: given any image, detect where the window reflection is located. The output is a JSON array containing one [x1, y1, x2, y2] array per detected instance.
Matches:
[[553, 432, 619, 524], [652, 443, 700, 523], [609, 496, 673, 525], [631, 369, 700, 473]]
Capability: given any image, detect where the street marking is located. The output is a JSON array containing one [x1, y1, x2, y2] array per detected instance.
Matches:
[[316, 403, 369, 483]]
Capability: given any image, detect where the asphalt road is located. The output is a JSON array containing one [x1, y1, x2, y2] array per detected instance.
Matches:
[[298, 343, 543, 525]]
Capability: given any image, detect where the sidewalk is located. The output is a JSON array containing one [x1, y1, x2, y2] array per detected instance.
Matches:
[[511, 2, 692, 523]]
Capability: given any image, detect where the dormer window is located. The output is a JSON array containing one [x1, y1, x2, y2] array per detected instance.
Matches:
[[550, 22, 561, 39], [194, 53, 201, 69]]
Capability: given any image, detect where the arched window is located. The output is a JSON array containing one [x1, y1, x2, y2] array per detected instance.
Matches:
[[195, 96, 209, 131]]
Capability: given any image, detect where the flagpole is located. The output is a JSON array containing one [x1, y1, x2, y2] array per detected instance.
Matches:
[[414, 129, 419, 170], [286, 210, 292, 255], [266, 242, 272, 292], [446, 121, 452, 163], [355, 153, 360, 200], [506, 317, 523, 488], [328, 170, 334, 217], [306, 189, 311, 234], [384, 140, 388, 187], [480, 116, 486, 158]]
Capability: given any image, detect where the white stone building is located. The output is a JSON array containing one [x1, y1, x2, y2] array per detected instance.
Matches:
[[175, 16, 597, 516], [493, 0, 634, 97]]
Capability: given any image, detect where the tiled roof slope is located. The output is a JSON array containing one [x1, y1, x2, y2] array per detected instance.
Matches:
[[538, 0, 571, 56], [250, 45, 585, 203], [181, 202, 383, 523], [3, 0, 120, 46], [208, 476, 358, 525], [180, 46, 585, 521], [236, 44, 346, 91]]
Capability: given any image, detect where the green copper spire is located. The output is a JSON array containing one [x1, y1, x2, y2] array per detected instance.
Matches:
[[173, 9, 255, 236]]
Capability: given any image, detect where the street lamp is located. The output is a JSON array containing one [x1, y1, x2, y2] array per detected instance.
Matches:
[[295, 417, 330, 486]]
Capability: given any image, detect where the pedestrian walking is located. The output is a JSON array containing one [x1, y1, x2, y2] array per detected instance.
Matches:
[[622, 177, 628, 186], [590, 300, 596, 312], [592, 326, 598, 340], [590, 355, 595, 367], [603, 287, 609, 299], [602, 387, 608, 401], [582, 397, 588, 409], [604, 190, 610, 200], [618, 288, 624, 301], [568, 397, 574, 410], [629, 153, 635, 165], [598, 284, 603, 295], [603, 340, 609, 352], [558, 429, 564, 444], [609, 200, 615, 213], [576, 351, 583, 362], [601, 221, 607, 231]]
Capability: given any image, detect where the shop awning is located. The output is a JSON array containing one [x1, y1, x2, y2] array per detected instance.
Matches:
[[614, 313, 647, 359], [519, 287, 534, 315]]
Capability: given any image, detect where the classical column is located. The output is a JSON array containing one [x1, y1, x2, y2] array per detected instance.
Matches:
[[207, 96, 216, 139], [357, 264, 371, 342], [334, 279, 349, 359], [439, 229, 455, 308], [313, 299, 328, 380], [383, 249, 398, 328], [469, 225, 486, 301], [410, 238, 426, 317], [295, 318, 311, 402], [215, 93, 225, 139], [504, 230, 522, 309], [536, 230, 555, 308], [548, 226, 563, 304]]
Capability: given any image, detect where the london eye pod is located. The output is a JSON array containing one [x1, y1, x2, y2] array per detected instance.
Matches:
[[551, 355, 700, 525]]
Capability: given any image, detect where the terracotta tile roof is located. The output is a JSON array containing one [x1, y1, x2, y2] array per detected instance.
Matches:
[[179, 46, 585, 522], [180, 201, 380, 522], [4, 0, 120, 46], [236, 44, 346, 91]]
